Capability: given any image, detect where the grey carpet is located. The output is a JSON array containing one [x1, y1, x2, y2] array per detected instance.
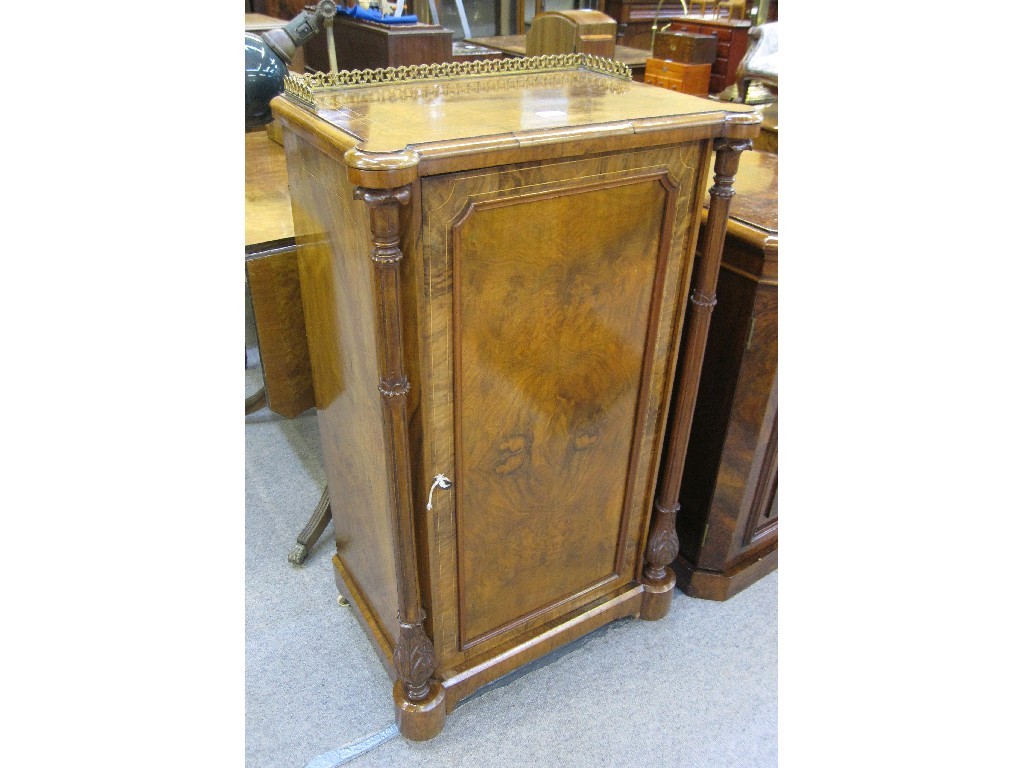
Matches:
[[246, 405, 777, 768]]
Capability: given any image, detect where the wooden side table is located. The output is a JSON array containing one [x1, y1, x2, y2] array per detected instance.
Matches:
[[673, 149, 777, 600], [271, 56, 759, 739], [244, 130, 314, 419]]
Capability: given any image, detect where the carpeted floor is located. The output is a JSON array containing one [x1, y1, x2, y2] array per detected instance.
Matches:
[[245, 389, 778, 768]]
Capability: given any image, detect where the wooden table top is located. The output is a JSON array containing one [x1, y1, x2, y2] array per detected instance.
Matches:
[[466, 35, 652, 67], [287, 66, 755, 156], [245, 130, 294, 247]]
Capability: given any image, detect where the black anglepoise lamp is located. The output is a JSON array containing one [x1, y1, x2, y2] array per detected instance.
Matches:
[[245, 0, 338, 130]]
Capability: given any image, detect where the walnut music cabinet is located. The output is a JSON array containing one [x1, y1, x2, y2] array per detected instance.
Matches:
[[270, 56, 758, 740]]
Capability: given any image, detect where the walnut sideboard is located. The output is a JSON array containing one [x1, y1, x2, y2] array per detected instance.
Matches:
[[674, 149, 778, 600], [270, 56, 758, 740]]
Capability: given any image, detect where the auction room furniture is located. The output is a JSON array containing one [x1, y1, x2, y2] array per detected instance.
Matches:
[[302, 14, 454, 72], [644, 57, 711, 94], [735, 21, 777, 103], [245, 129, 314, 419], [525, 10, 617, 58], [604, 0, 691, 49], [673, 149, 777, 600], [465, 33, 651, 80], [670, 15, 750, 93], [718, 0, 746, 21], [515, 0, 609, 34], [271, 54, 758, 739], [652, 29, 717, 65]]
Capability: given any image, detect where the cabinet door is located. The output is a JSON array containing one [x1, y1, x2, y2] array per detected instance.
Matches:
[[418, 143, 709, 669]]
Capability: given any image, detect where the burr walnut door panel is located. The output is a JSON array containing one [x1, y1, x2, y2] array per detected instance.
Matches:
[[418, 145, 708, 669]]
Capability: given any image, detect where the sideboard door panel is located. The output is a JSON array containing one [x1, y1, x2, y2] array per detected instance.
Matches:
[[455, 180, 662, 649], [419, 145, 706, 663]]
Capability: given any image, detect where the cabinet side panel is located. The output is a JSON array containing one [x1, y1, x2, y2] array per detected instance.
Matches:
[[283, 128, 400, 645], [676, 255, 755, 561], [700, 276, 778, 569]]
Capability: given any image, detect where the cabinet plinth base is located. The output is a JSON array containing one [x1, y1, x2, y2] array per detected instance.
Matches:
[[672, 546, 777, 601], [394, 680, 446, 741], [639, 570, 676, 620]]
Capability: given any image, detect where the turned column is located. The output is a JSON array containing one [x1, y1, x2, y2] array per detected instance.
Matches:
[[354, 184, 447, 740], [640, 137, 754, 620]]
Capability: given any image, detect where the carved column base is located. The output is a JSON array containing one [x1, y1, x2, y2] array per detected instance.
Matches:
[[639, 569, 676, 621], [640, 500, 680, 620], [393, 679, 447, 741]]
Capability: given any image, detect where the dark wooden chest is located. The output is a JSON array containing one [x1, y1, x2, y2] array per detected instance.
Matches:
[[653, 30, 717, 64], [302, 16, 453, 72]]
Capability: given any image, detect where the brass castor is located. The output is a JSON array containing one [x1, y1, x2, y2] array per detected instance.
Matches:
[[337, 594, 350, 607], [288, 544, 308, 565]]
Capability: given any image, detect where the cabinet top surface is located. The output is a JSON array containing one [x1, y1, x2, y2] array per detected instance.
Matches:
[[275, 60, 757, 161]]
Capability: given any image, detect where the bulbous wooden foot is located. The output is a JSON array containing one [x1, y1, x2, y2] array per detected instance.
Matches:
[[393, 679, 446, 741], [640, 569, 676, 621]]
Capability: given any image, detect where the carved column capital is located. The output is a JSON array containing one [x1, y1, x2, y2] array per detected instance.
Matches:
[[712, 137, 754, 154], [355, 185, 412, 266], [709, 138, 753, 199], [353, 185, 412, 208]]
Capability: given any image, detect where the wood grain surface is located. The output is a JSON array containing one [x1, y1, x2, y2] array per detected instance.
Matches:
[[245, 130, 313, 417], [282, 128, 402, 647], [245, 131, 294, 246]]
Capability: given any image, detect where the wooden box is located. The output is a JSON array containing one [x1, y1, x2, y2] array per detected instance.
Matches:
[[302, 15, 453, 73], [271, 56, 758, 740], [644, 57, 712, 95], [673, 150, 778, 600], [525, 10, 617, 58], [653, 30, 717, 64], [669, 17, 751, 93]]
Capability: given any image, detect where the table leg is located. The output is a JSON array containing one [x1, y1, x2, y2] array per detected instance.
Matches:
[[245, 388, 267, 414], [289, 486, 332, 565]]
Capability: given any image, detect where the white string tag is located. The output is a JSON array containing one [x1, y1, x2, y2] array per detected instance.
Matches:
[[426, 473, 452, 511]]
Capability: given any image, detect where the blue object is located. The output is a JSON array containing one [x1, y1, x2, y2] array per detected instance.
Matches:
[[337, 4, 418, 24], [303, 723, 399, 768], [244, 32, 287, 129]]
